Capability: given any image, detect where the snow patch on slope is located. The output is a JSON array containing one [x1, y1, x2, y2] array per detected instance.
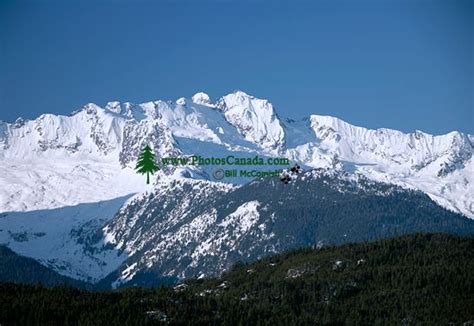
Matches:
[[0, 195, 133, 282], [191, 200, 261, 266], [0, 160, 148, 213]]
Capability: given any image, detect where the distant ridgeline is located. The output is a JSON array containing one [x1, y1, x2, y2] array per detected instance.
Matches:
[[0, 233, 473, 325]]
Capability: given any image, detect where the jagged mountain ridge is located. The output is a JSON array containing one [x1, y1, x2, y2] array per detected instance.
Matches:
[[0, 90, 472, 217]]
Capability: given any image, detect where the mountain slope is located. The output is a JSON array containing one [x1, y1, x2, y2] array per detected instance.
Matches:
[[0, 245, 91, 288], [101, 169, 474, 287], [0, 196, 135, 282]]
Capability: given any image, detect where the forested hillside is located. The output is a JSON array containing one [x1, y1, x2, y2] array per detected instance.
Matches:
[[1, 233, 473, 325]]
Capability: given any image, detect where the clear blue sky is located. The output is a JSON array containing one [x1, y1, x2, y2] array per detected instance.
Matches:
[[1, 0, 472, 134]]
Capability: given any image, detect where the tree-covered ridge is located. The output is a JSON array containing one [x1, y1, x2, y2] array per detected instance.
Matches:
[[0, 245, 90, 289], [1, 233, 473, 325]]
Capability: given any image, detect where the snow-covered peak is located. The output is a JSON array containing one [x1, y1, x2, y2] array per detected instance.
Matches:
[[310, 114, 357, 133], [13, 117, 26, 127], [105, 101, 122, 114], [217, 90, 256, 110], [103, 101, 163, 121], [191, 92, 213, 107], [217, 91, 285, 150], [308, 114, 473, 167], [176, 97, 187, 106]]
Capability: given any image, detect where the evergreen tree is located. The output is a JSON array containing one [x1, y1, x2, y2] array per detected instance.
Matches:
[[135, 145, 159, 184]]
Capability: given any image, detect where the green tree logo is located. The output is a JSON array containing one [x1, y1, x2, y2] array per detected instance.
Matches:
[[135, 144, 159, 184]]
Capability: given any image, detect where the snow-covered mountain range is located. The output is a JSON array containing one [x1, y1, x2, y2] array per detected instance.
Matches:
[[1, 90, 472, 216], [0, 90, 472, 285]]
